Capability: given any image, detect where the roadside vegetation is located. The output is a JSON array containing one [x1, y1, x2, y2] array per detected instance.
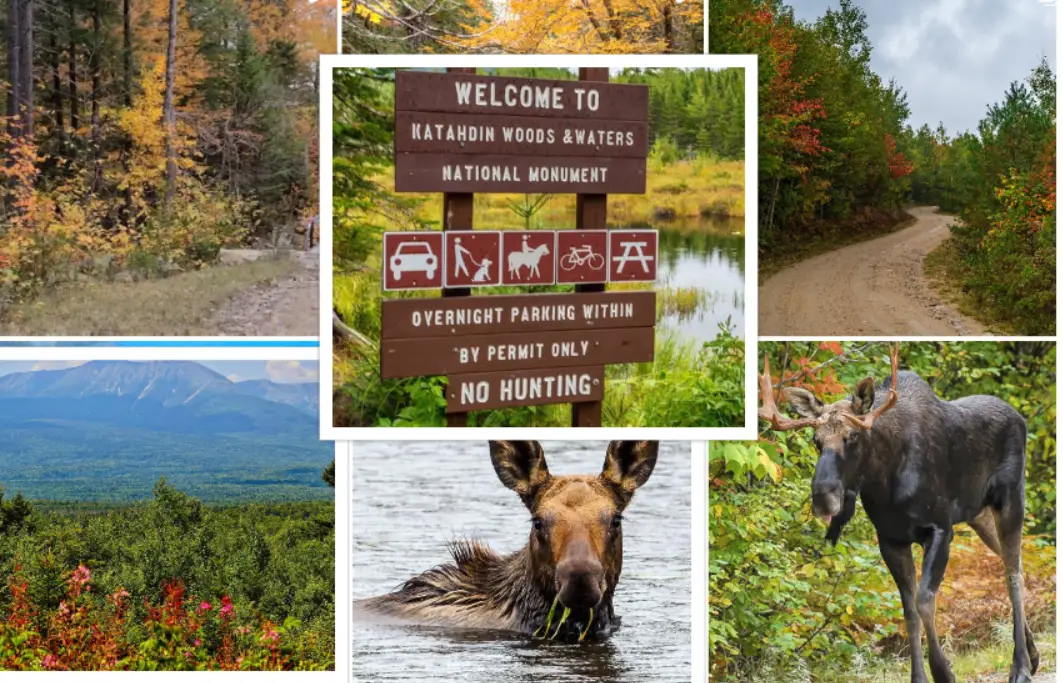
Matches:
[[0, 0, 330, 330], [709, 342, 1056, 681], [711, 1, 1055, 333]]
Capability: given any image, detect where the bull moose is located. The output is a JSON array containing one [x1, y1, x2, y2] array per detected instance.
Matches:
[[759, 345, 1037, 683], [357, 440, 658, 642]]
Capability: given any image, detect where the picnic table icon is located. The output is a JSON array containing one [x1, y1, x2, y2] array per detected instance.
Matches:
[[612, 239, 653, 273]]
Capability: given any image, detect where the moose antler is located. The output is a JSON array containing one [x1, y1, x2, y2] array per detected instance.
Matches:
[[844, 344, 901, 431], [758, 354, 820, 431]]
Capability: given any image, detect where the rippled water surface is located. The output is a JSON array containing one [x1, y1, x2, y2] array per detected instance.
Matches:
[[352, 441, 691, 682]]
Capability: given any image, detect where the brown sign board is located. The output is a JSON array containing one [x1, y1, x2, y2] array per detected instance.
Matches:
[[380, 291, 657, 339], [395, 71, 649, 122], [382, 232, 443, 291], [446, 366, 604, 412], [556, 230, 609, 284], [609, 229, 659, 282], [444, 230, 501, 287], [380, 327, 654, 379], [501, 231, 557, 285], [394, 154, 647, 194], [395, 112, 649, 158]]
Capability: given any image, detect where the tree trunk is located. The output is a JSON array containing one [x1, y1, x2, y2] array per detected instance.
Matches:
[[50, 28, 64, 147], [17, 0, 33, 138], [662, 3, 674, 52], [68, 6, 79, 133], [7, 0, 21, 130], [163, 0, 178, 215], [123, 0, 132, 107], [91, 0, 101, 189]]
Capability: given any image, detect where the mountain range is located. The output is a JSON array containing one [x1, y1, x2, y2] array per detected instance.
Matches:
[[0, 361, 331, 503]]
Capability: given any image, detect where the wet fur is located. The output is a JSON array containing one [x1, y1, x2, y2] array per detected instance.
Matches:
[[358, 442, 655, 640]]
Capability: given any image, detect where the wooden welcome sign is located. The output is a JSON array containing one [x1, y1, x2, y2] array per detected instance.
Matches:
[[382, 67, 654, 427]]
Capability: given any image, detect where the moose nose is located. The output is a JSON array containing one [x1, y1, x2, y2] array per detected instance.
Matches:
[[556, 558, 605, 610], [811, 481, 843, 517]]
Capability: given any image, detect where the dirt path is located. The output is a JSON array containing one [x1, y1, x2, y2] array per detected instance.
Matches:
[[212, 248, 319, 336], [759, 206, 986, 336]]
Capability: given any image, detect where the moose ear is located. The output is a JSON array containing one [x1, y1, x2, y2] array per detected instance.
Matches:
[[489, 442, 550, 505], [782, 387, 823, 419], [850, 378, 876, 415], [601, 441, 658, 497]]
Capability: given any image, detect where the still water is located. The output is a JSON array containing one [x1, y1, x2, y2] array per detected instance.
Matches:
[[621, 217, 745, 342], [352, 441, 692, 682]]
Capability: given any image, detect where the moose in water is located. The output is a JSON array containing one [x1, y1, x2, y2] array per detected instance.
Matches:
[[759, 345, 1037, 683], [356, 440, 658, 642]]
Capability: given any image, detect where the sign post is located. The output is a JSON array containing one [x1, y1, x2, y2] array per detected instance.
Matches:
[[572, 67, 610, 428], [442, 67, 476, 428], [384, 67, 653, 428]]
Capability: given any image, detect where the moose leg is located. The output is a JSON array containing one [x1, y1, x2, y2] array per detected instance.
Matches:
[[880, 541, 929, 683], [993, 500, 1034, 683], [970, 508, 1039, 675], [916, 526, 955, 683]]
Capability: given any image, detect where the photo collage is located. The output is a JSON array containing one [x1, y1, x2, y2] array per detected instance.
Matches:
[[0, 1, 1057, 682]]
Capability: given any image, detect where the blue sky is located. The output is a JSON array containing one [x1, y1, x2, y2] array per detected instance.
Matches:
[[0, 360, 319, 384], [788, 0, 1055, 134]]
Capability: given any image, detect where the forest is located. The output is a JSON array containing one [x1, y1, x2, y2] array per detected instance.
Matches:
[[710, 342, 1056, 682], [710, 0, 1055, 334], [0, 474, 335, 670], [331, 67, 747, 428], [0, 0, 333, 332], [344, 0, 702, 55]]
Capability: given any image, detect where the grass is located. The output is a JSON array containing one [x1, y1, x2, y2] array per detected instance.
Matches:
[[378, 157, 745, 228], [0, 258, 300, 336], [811, 633, 1055, 683], [722, 531, 1056, 683], [759, 210, 915, 281], [924, 237, 1015, 335]]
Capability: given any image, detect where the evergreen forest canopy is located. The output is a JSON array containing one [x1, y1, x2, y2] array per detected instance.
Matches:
[[344, 0, 702, 55], [710, 0, 1055, 333], [0, 0, 334, 305]]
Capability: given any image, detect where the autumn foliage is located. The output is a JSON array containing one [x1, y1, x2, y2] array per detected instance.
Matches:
[[0, 0, 330, 308], [345, 0, 701, 54], [0, 563, 303, 671]]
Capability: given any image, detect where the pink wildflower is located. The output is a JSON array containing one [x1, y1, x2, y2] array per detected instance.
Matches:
[[42, 654, 58, 669], [71, 564, 91, 586], [220, 595, 234, 617], [198, 601, 212, 612]]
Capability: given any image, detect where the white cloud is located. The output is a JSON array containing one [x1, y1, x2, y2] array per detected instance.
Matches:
[[265, 360, 319, 384], [30, 361, 87, 372]]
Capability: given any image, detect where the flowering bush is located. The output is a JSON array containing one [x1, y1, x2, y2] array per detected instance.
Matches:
[[0, 564, 300, 671]]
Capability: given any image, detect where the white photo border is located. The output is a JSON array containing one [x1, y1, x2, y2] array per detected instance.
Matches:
[[320, 54, 760, 441]]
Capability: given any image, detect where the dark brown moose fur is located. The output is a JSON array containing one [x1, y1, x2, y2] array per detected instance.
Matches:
[[358, 441, 658, 641]]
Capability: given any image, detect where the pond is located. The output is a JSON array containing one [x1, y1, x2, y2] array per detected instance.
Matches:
[[615, 216, 745, 343], [352, 441, 692, 682]]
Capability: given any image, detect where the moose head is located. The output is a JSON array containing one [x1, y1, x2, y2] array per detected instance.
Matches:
[[758, 346, 900, 543], [489, 440, 658, 614]]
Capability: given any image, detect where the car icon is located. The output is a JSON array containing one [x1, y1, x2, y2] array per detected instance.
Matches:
[[390, 241, 438, 281]]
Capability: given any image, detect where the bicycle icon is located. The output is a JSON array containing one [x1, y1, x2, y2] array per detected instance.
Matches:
[[559, 245, 605, 271]]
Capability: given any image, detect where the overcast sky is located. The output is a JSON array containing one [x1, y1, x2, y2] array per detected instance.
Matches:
[[0, 360, 319, 384], [788, 0, 1056, 134]]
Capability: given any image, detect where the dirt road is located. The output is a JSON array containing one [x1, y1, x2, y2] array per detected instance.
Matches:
[[213, 248, 319, 336], [759, 206, 986, 336]]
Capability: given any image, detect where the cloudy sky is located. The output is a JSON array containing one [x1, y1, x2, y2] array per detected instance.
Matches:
[[0, 360, 319, 384], [786, 0, 1055, 134]]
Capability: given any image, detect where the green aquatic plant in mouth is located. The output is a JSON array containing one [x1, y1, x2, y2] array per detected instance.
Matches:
[[533, 595, 595, 642]]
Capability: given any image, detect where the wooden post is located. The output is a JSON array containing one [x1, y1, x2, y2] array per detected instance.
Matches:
[[571, 67, 610, 428], [442, 67, 477, 428]]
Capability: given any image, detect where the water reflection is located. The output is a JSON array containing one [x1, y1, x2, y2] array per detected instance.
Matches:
[[615, 216, 746, 341]]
